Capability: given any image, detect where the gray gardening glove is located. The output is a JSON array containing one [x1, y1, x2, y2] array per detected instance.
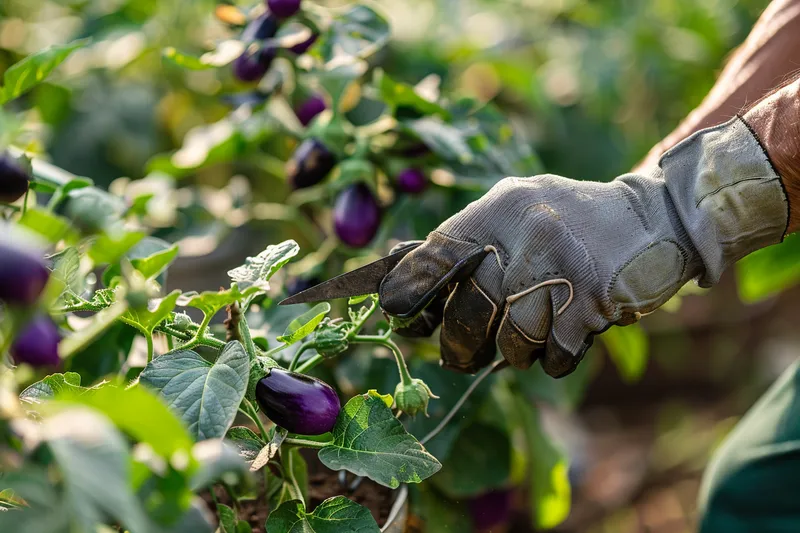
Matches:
[[379, 117, 788, 376]]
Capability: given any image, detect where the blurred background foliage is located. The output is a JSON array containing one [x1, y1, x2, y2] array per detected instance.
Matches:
[[3, 0, 794, 532]]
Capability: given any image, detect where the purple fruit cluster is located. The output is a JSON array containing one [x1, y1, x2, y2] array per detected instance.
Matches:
[[255, 368, 340, 435], [0, 239, 60, 368], [285, 138, 337, 189], [333, 183, 381, 248], [0, 152, 30, 204]]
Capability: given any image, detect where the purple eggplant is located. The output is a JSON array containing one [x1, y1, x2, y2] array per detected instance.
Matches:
[[333, 183, 381, 248], [285, 138, 336, 189], [0, 242, 49, 306], [468, 489, 513, 532], [287, 32, 318, 54], [0, 152, 30, 204], [294, 94, 326, 127], [267, 0, 301, 19], [241, 13, 279, 42], [396, 167, 427, 194], [255, 369, 340, 435], [286, 276, 321, 297], [11, 315, 61, 368], [232, 47, 275, 82]]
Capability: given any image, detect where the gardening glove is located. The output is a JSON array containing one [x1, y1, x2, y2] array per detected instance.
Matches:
[[379, 116, 788, 376]]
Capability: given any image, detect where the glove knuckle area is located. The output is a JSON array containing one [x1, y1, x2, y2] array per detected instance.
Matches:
[[379, 233, 482, 316], [496, 288, 551, 370]]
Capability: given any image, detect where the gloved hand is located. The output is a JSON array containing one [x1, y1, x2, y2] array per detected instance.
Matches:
[[379, 117, 788, 376]]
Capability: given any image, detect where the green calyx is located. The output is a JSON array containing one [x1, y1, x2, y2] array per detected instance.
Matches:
[[393, 378, 438, 418]]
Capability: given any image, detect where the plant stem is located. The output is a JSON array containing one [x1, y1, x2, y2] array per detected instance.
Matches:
[[243, 399, 268, 439], [285, 450, 305, 506], [419, 359, 503, 445], [283, 437, 331, 449], [145, 333, 154, 362], [294, 353, 323, 374], [353, 335, 412, 385], [264, 342, 290, 358], [287, 341, 314, 372], [182, 311, 214, 349]]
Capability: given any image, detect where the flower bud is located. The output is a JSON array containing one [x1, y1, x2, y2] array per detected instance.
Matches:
[[393, 378, 438, 417]]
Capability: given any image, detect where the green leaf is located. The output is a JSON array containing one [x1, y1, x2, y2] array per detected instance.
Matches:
[[267, 448, 308, 510], [17, 207, 75, 243], [600, 323, 649, 382], [430, 423, 510, 498], [88, 231, 146, 265], [57, 187, 126, 235], [348, 294, 371, 305], [59, 384, 195, 461], [0, 466, 69, 532], [0, 39, 90, 104], [48, 247, 82, 297], [277, 302, 330, 345], [266, 497, 379, 533], [227, 240, 300, 292], [123, 290, 181, 334], [218, 504, 237, 533], [19, 372, 82, 402], [318, 392, 441, 488], [736, 233, 800, 302], [226, 426, 264, 462], [103, 237, 178, 287], [405, 118, 474, 165], [189, 439, 248, 490], [377, 70, 449, 119], [178, 285, 260, 317], [139, 341, 250, 440], [515, 399, 570, 529], [318, 5, 389, 61], [162, 47, 215, 70]]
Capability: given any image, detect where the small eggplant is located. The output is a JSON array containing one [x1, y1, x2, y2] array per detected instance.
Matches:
[[11, 315, 61, 368], [267, 0, 301, 19], [396, 167, 427, 194], [255, 369, 340, 435], [287, 32, 318, 55], [232, 47, 275, 83], [0, 152, 30, 204], [241, 13, 279, 42], [294, 94, 326, 127], [285, 276, 321, 297], [0, 241, 49, 306], [285, 138, 336, 189], [333, 183, 381, 248]]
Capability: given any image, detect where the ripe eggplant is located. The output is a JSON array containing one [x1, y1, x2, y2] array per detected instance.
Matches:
[[396, 167, 427, 194], [267, 0, 302, 19], [11, 315, 61, 368], [285, 138, 336, 189], [241, 13, 279, 42], [232, 47, 275, 82], [0, 152, 30, 204], [255, 369, 340, 435], [287, 32, 318, 54], [0, 242, 49, 305], [333, 183, 381, 248], [294, 94, 326, 127]]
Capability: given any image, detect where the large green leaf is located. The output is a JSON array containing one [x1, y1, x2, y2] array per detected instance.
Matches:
[[317, 4, 389, 61], [19, 372, 83, 402], [48, 247, 82, 297], [17, 208, 75, 244], [737, 234, 800, 303], [266, 497, 379, 533], [123, 290, 181, 334], [599, 323, 649, 382], [88, 231, 146, 265], [318, 392, 441, 489], [139, 342, 250, 440], [227, 240, 300, 292], [0, 39, 90, 104], [276, 302, 330, 345], [103, 237, 178, 287]]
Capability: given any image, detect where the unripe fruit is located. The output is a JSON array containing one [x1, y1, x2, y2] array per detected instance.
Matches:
[[294, 94, 326, 127], [333, 183, 381, 248], [0, 242, 49, 305], [232, 47, 275, 82], [396, 167, 427, 194], [267, 0, 302, 19], [285, 138, 336, 189], [255, 369, 340, 435], [288, 32, 318, 55], [393, 378, 438, 417], [11, 315, 60, 368], [0, 152, 30, 204]]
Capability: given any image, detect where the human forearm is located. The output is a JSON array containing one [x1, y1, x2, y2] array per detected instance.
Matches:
[[636, 0, 800, 170]]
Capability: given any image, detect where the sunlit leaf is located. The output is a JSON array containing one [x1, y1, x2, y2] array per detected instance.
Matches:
[[276, 302, 330, 345], [600, 323, 649, 382], [228, 240, 300, 292], [0, 39, 90, 104]]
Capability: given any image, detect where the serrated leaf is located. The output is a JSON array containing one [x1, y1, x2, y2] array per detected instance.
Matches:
[[88, 231, 146, 265], [276, 302, 330, 345], [19, 372, 82, 402], [226, 426, 264, 462], [17, 207, 75, 243], [0, 39, 90, 104], [266, 497, 379, 533], [318, 393, 441, 488], [227, 240, 300, 292], [139, 342, 250, 441]]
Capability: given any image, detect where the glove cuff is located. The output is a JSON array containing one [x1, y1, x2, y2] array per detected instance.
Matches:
[[661, 116, 789, 286]]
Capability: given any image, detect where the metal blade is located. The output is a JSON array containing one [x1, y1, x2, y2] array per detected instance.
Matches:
[[279, 242, 422, 305]]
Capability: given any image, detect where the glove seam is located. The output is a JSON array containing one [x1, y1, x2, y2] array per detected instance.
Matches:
[[432, 229, 512, 269]]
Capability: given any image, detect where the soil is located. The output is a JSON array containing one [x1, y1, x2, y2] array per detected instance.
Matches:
[[203, 451, 395, 532]]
